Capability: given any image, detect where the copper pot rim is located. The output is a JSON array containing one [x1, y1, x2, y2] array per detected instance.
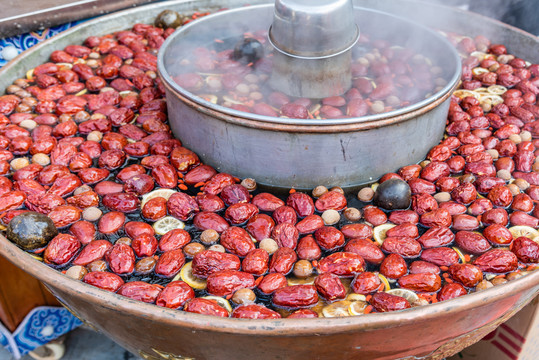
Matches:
[[1, 235, 538, 336]]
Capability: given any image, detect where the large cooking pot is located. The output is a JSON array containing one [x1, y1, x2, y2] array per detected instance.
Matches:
[[0, 1, 538, 359], [158, 3, 461, 189]]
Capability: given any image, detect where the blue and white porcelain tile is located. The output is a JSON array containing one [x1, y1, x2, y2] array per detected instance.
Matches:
[[1, 306, 82, 358], [13, 306, 82, 357], [0, 21, 85, 67]]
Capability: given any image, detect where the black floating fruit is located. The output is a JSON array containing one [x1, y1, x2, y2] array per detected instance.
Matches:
[[6, 212, 58, 250], [154, 10, 185, 29], [373, 178, 411, 210], [233, 38, 264, 64]]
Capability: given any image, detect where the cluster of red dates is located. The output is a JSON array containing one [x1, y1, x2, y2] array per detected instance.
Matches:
[[0, 11, 538, 319]]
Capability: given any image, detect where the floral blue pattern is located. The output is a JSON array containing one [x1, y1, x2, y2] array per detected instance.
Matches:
[[14, 306, 82, 356], [0, 21, 86, 67]]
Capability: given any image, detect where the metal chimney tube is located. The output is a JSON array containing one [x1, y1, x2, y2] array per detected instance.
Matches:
[[268, 0, 360, 98]]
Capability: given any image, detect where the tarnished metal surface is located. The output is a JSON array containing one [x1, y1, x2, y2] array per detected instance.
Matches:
[[0, 1, 537, 360], [159, 4, 461, 189], [0, 234, 538, 360], [163, 79, 453, 189]]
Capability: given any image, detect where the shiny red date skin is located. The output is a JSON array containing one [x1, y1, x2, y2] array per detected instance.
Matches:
[[158, 229, 191, 252], [452, 214, 480, 231], [105, 243, 135, 275], [362, 206, 388, 226], [232, 304, 281, 319], [420, 247, 460, 267], [487, 185, 513, 208], [511, 237, 539, 263], [420, 208, 452, 227], [48, 205, 81, 228], [381, 237, 422, 258], [224, 202, 259, 225], [83, 271, 124, 292], [351, 272, 381, 294], [192, 250, 241, 278], [417, 226, 455, 248], [439, 201, 467, 216], [286, 192, 315, 218], [398, 273, 442, 292], [155, 280, 195, 309], [482, 224, 513, 245], [295, 214, 324, 235], [44, 234, 81, 266], [98, 211, 125, 234], [244, 214, 275, 241], [345, 238, 385, 265], [314, 191, 347, 211], [473, 249, 518, 273], [437, 283, 467, 302], [192, 212, 230, 233], [272, 285, 318, 308], [270, 223, 299, 249], [252, 192, 285, 212], [314, 273, 347, 301], [102, 192, 140, 213], [132, 234, 158, 257], [509, 211, 539, 227], [481, 208, 509, 226], [242, 248, 269, 276], [411, 194, 438, 216], [314, 226, 345, 251], [449, 264, 484, 287], [269, 247, 297, 275], [296, 235, 322, 261], [154, 249, 186, 278], [388, 210, 419, 225], [409, 261, 440, 275], [184, 298, 229, 317], [408, 178, 436, 195], [183, 165, 217, 186], [257, 273, 288, 294], [69, 220, 96, 245], [206, 270, 255, 296], [73, 240, 112, 266], [167, 192, 199, 221], [380, 253, 408, 279], [220, 226, 256, 257], [220, 184, 249, 206], [203, 172, 235, 195], [451, 182, 477, 205], [317, 252, 365, 277], [117, 281, 163, 303], [195, 193, 225, 213], [371, 292, 411, 312], [455, 231, 492, 255], [272, 205, 297, 225], [386, 223, 419, 238], [340, 223, 373, 239]]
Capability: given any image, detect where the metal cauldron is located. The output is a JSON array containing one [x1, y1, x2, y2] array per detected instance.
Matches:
[[0, 1, 538, 359], [158, 3, 461, 189]]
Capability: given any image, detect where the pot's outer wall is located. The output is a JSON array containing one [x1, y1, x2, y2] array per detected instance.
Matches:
[[0, 1, 538, 360], [164, 84, 450, 189], [2, 230, 536, 360]]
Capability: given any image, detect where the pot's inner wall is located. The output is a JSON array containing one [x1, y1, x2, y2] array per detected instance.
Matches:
[[161, 5, 458, 118]]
